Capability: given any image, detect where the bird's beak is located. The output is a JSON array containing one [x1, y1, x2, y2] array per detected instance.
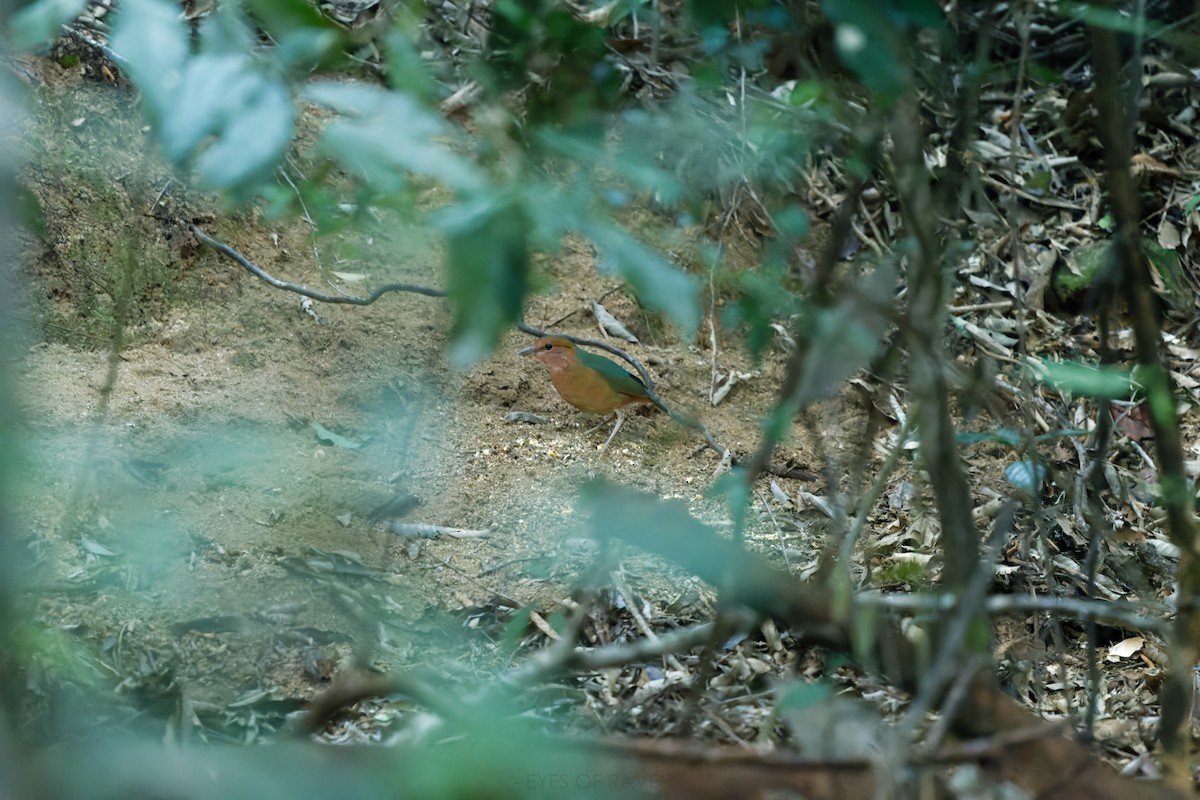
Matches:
[[517, 345, 536, 356]]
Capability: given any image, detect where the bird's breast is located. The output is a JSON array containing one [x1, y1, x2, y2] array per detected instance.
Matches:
[[548, 364, 637, 414]]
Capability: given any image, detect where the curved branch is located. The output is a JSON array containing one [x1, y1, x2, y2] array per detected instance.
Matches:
[[187, 222, 447, 303]]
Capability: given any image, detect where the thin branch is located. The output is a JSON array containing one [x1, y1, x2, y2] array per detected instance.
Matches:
[[276, 167, 326, 278], [287, 670, 460, 737], [504, 614, 742, 688], [1088, 6, 1199, 773], [187, 222, 447, 303], [894, 502, 1015, 745], [858, 591, 1168, 633]]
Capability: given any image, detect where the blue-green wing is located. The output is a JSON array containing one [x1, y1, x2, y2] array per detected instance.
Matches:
[[575, 348, 649, 398]]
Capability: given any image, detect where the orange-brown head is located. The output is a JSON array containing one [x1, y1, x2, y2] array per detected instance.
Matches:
[[517, 337, 580, 371]]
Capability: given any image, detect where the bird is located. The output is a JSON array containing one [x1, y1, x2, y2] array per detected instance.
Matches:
[[518, 336, 665, 454]]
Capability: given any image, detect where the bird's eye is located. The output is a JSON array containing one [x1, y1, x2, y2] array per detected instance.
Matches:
[[543, 342, 553, 350]]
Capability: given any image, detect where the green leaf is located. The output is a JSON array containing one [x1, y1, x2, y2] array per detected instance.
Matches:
[[540, 127, 682, 204], [159, 55, 250, 161], [13, 181, 47, 241], [582, 481, 813, 622], [155, 53, 294, 187], [774, 206, 810, 238], [1053, 239, 1112, 302], [1143, 238, 1187, 308], [958, 427, 1087, 446], [892, 0, 945, 27], [1138, 364, 1177, 432], [245, 0, 342, 69], [727, 261, 795, 360], [709, 468, 752, 539], [793, 263, 895, 408], [109, 0, 189, 113], [1027, 61, 1064, 85], [762, 397, 800, 444], [821, 0, 910, 103], [384, 27, 440, 102], [499, 606, 534, 656], [776, 680, 831, 712], [819, 0, 941, 102], [111, 0, 294, 189], [197, 2, 257, 54], [9, 0, 90, 49], [1029, 358, 1132, 400], [584, 224, 701, 336], [789, 80, 826, 106], [521, 177, 586, 250], [437, 195, 530, 367], [1025, 170, 1052, 194], [305, 82, 483, 193], [583, 480, 730, 578], [195, 74, 293, 187]]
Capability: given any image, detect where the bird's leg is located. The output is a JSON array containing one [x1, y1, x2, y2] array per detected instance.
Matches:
[[598, 408, 627, 456], [584, 413, 616, 435]]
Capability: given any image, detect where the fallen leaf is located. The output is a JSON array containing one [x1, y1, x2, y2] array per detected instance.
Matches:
[[592, 302, 639, 343], [310, 420, 362, 449], [1111, 404, 1154, 441], [1105, 636, 1144, 661]]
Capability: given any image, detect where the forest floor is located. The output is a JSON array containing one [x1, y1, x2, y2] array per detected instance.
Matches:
[[9, 41, 1185, 785], [11, 56, 850, 739]]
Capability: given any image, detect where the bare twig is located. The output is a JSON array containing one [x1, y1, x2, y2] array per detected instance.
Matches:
[[288, 670, 461, 737], [500, 600, 738, 689], [858, 590, 1167, 633], [893, 503, 1014, 746], [276, 167, 325, 277], [1088, 8, 1200, 774], [757, 490, 792, 573], [187, 222, 447, 303], [610, 569, 686, 673]]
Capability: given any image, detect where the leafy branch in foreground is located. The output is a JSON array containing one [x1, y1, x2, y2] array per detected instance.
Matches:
[[15, 0, 711, 366], [279, 481, 1170, 799], [1087, 9, 1200, 781]]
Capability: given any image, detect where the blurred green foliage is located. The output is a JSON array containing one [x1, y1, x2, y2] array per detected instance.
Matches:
[[821, 0, 942, 104], [109, 0, 301, 190], [0, 0, 1004, 793], [441, 192, 531, 366], [1030, 358, 1133, 401], [101, 0, 710, 361], [9, 0, 89, 49], [2, 0, 976, 376], [9, 0, 927, 367], [11, 178, 46, 241]]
